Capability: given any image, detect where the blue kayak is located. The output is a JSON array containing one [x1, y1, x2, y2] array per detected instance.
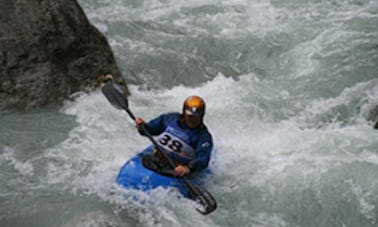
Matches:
[[116, 152, 209, 197]]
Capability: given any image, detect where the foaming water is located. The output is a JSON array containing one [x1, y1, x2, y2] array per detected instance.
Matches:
[[78, 0, 377, 92], [1, 73, 378, 226], [56, 75, 378, 226], [1, 0, 378, 226]]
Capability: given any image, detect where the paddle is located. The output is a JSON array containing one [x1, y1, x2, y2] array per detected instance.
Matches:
[[101, 80, 217, 215]]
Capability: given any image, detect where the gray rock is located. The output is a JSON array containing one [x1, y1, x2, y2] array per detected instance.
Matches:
[[368, 105, 378, 129], [0, 0, 127, 110]]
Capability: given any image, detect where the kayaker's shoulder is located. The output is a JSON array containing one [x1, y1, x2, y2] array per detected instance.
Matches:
[[159, 112, 182, 120]]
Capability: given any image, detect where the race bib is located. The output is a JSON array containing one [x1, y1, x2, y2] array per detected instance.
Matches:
[[156, 131, 195, 160]]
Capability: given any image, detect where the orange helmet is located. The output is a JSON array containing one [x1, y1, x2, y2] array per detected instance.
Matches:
[[183, 96, 206, 117]]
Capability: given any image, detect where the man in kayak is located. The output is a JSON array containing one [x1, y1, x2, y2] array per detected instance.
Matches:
[[134, 96, 213, 177]]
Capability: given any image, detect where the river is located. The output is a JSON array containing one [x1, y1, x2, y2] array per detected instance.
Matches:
[[1, 0, 378, 226]]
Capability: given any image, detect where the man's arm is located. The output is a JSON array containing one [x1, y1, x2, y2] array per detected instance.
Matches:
[[187, 133, 213, 172], [136, 113, 168, 136]]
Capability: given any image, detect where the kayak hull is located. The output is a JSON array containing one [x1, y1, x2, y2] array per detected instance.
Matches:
[[116, 153, 207, 197]]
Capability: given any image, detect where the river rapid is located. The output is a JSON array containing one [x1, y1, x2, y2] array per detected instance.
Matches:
[[1, 0, 378, 226]]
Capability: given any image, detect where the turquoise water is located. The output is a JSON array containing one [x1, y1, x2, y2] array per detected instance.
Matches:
[[1, 0, 378, 226]]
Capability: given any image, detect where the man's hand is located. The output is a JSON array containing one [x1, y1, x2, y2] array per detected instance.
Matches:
[[173, 165, 190, 177], [135, 117, 145, 129]]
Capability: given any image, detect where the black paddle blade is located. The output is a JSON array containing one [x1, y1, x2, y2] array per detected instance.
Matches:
[[101, 81, 129, 110], [190, 184, 217, 215]]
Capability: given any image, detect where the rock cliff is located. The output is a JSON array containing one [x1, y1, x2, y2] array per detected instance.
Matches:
[[0, 0, 125, 110]]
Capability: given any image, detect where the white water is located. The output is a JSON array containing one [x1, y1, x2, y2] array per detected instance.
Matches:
[[1, 0, 378, 226], [61, 74, 378, 226]]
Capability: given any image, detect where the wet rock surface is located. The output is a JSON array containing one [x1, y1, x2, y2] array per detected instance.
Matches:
[[0, 0, 125, 110]]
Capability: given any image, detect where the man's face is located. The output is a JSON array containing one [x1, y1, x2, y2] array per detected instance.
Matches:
[[184, 113, 202, 128]]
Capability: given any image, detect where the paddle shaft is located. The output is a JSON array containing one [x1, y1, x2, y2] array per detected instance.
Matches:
[[121, 106, 204, 196]]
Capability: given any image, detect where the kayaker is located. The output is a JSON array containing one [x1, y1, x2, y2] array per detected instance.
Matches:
[[134, 96, 213, 177]]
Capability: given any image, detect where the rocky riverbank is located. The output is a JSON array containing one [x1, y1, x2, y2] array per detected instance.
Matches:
[[0, 0, 126, 110]]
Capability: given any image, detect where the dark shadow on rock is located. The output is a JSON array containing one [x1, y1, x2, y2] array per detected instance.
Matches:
[[368, 106, 378, 129]]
